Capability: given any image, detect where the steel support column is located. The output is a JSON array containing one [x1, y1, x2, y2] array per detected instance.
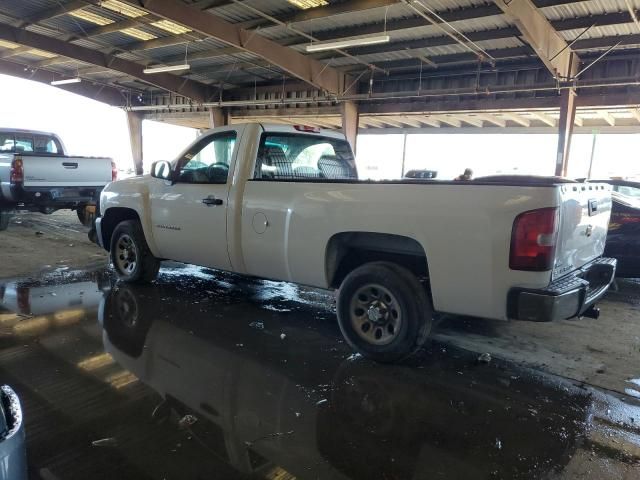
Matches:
[[555, 88, 577, 177], [341, 101, 359, 153], [127, 111, 144, 175], [209, 107, 230, 128]]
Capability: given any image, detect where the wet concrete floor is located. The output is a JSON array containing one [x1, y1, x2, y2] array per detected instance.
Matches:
[[1, 264, 639, 479]]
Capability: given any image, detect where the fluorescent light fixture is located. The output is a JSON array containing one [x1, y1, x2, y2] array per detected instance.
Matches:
[[120, 27, 157, 41], [151, 20, 192, 35], [101, 0, 147, 18], [0, 39, 19, 49], [287, 0, 328, 9], [28, 49, 57, 58], [69, 9, 114, 26], [51, 77, 81, 85], [305, 34, 390, 52], [143, 64, 190, 74]]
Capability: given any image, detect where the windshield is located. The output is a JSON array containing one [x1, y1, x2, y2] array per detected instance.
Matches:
[[0, 132, 62, 154]]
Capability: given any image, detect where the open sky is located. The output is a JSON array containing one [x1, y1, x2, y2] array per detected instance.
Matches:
[[1, 73, 639, 181]]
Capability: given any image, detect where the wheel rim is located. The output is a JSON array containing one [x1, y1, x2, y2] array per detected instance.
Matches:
[[115, 234, 138, 276], [114, 288, 139, 328], [350, 284, 402, 346]]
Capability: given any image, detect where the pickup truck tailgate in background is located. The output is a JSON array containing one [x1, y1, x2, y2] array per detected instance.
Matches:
[[21, 155, 112, 187], [553, 183, 612, 279]]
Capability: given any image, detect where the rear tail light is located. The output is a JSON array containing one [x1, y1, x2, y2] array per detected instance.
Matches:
[[111, 161, 118, 181], [509, 207, 559, 271], [10, 158, 23, 184]]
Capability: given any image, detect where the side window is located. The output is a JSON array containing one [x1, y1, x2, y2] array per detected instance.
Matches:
[[14, 136, 34, 153], [34, 135, 60, 154], [176, 133, 236, 184], [254, 134, 357, 181]]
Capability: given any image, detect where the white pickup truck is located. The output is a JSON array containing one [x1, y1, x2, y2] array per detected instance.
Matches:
[[95, 123, 616, 362], [0, 128, 115, 230]]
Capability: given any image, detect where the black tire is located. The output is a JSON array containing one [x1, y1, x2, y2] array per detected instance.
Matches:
[[336, 261, 432, 363], [103, 285, 153, 358], [77, 206, 96, 227], [110, 220, 160, 283], [0, 211, 9, 231]]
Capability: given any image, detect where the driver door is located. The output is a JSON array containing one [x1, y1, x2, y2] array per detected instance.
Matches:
[[149, 130, 238, 270]]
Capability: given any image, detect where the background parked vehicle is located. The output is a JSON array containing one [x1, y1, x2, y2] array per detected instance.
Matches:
[[0, 128, 115, 231], [404, 169, 438, 179], [584, 180, 640, 278]]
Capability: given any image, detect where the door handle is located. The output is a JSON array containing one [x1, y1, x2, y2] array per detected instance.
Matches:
[[202, 196, 223, 206], [62, 162, 78, 169]]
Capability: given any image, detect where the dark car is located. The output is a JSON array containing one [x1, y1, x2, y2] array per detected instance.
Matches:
[[604, 191, 640, 278], [404, 169, 437, 179], [584, 179, 640, 278]]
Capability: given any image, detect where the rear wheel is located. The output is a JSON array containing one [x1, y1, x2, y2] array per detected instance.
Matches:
[[110, 220, 160, 283], [337, 262, 432, 363], [0, 211, 10, 231]]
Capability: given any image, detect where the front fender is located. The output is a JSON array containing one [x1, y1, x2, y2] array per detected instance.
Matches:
[[101, 176, 160, 257]]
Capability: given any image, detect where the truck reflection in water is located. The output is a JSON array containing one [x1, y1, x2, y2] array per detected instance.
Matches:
[[100, 281, 590, 480]]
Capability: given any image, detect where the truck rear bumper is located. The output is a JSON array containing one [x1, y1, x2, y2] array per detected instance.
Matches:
[[9, 185, 102, 207], [508, 257, 617, 322]]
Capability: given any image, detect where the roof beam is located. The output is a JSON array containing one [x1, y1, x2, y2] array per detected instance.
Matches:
[[500, 113, 530, 127], [436, 116, 462, 128], [598, 110, 616, 126], [494, 0, 579, 79], [458, 115, 484, 128], [477, 114, 506, 127], [0, 23, 210, 102], [530, 112, 557, 127], [417, 116, 442, 128], [122, 0, 344, 94], [0, 58, 134, 106]]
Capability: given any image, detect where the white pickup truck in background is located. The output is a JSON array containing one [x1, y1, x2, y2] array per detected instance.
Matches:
[[0, 128, 115, 231], [95, 123, 616, 362]]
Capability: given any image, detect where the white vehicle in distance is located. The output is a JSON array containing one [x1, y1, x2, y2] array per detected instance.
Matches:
[[0, 128, 115, 230], [94, 123, 616, 362]]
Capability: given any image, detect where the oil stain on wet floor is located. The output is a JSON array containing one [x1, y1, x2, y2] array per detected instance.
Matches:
[[0, 265, 639, 479]]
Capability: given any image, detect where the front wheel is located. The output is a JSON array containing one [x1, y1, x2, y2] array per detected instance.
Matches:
[[337, 262, 432, 363], [110, 220, 160, 283]]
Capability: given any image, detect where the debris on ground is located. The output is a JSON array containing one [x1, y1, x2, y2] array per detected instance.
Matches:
[[280, 333, 287, 340], [249, 321, 264, 330], [478, 353, 492, 364], [92, 437, 118, 447], [244, 430, 295, 447], [178, 414, 198, 429], [316, 399, 328, 406], [495, 438, 502, 450], [35, 231, 43, 236]]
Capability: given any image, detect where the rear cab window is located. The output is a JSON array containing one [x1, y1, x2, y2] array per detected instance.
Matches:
[[254, 133, 358, 181], [0, 131, 62, 154]]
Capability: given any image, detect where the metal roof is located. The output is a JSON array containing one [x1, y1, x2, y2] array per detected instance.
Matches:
[[0, 0, 638, 116]]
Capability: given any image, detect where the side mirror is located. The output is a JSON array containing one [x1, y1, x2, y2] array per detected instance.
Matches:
[[151, 160, 173, 181]]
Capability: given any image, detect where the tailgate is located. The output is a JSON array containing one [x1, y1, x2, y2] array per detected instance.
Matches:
[[22, 155, 112, 187], [553, 183, 612, 279]]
